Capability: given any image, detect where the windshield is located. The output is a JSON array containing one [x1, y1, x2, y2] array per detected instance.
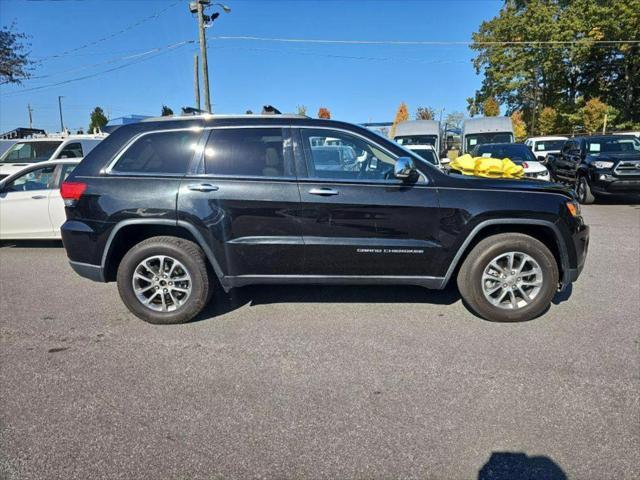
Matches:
[[395, 135, 438, 147], [534, 140, 565, 152], [474, 144, 536, 163], [465, 132, 513, 152], [410, 149, 439, 165], [585, 136, 640, 154], [0, 141, 62, 164]]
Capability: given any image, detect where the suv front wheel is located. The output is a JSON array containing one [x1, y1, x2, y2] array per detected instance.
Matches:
[[117, 236, 212, 324], [457, 233, 559, 322]]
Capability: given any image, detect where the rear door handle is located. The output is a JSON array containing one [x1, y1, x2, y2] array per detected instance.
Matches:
[[308, 187, 339, 196], [188, 183, 219, 192], [31, 195, 47, 199]]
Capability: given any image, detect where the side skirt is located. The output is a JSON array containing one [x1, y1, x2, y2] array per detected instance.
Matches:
[[223, 275, 446, 290]]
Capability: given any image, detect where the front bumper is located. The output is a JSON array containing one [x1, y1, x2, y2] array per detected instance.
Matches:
[[591, 173, 640, 195], [563, 224, 589, 286]]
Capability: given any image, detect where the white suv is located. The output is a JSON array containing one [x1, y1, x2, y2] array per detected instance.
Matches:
[[524, 136, 568, 163], [0, 134, 106, 179]]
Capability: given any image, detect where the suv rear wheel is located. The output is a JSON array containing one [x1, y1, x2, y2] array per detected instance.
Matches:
[[457, 233, 559, 322], [117, 236, 212, 324]]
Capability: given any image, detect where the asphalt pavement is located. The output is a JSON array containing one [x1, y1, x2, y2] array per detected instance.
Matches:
[[1, 203, 639, 479]]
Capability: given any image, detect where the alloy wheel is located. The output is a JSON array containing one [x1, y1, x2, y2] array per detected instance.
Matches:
[[132, 255, 192, 312], [481, 251, 543, 310]]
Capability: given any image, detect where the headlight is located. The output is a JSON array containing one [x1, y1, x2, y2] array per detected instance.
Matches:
[[594, 161, 614, 169]]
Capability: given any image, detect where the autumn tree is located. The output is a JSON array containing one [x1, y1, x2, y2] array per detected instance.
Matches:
[[483, 97, 500, 117], [511, 111, 527, 141], [470, 0, 640, 128], [416, 107, 435, 120], [389, 102, 409, 138], [537, 107, 558, 135], [161, 105, 173, 116], [582, 98, 608, 134], [88, 107, 108, 133], [318, 107, 331, 119], [0, 22, 32, 85]]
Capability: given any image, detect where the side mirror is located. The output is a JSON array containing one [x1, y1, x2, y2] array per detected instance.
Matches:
[[394, 156, 416, 179]]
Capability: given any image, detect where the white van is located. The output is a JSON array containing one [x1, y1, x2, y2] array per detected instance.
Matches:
[[0, 133, 107, 178], [394, 120, 441, 155], [461, 117, 514, 154]]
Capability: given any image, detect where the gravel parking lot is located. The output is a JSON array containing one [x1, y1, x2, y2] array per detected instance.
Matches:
[[1, 203, 639, 479]]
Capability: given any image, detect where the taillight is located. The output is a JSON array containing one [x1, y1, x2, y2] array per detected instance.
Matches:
[[60, 181, 86, 206]]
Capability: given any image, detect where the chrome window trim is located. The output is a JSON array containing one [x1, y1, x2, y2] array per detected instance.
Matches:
[[103, 125, 293, 177], [296, 125, 430, 184]]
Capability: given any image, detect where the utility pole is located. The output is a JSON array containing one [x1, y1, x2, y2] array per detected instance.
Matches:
[[189, 2, 230, 113], [58, 96, 65, 132], [27, 104, 33, 129], [194, 54, 201, 110], [196, 1, 211, 113]]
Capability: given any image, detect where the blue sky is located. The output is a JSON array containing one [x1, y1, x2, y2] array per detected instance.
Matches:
[[0, 0, 502, 133]]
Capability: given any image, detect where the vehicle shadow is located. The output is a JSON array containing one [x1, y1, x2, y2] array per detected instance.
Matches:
[[0, 240, 63, 248], [478, 451, 567, 480], [192, 283, 461, 322]]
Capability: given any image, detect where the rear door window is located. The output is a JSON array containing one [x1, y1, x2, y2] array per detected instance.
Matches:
[[112, 130, 201, 174], [203, 128, 293, 178], [57, 142, 83, 159]]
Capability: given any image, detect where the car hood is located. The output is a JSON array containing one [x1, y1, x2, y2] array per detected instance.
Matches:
[[590, 152, 640, 161], [443, 172, 574, 197]]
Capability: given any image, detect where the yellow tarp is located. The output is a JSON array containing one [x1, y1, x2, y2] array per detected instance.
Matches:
[[449, 154, 524, 179]]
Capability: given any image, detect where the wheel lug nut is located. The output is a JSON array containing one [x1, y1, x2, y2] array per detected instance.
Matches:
[[511, 270, 516, 275], [503, 283, 507, 287]]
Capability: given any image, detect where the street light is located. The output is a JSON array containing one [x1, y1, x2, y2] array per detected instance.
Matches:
[[190, 0, 231, 113]]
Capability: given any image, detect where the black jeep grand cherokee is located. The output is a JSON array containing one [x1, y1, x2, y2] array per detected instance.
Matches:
[[60, 115, 589, 324]]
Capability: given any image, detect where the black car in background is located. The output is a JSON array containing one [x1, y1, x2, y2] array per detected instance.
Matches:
[[60, 114, 589, 324], [546, 135, 640, 204]]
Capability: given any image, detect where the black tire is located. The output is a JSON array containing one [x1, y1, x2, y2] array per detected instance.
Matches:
[[457, 233, 559, 322], [117, 236, 212, 324], [576, 175, 595, 204]]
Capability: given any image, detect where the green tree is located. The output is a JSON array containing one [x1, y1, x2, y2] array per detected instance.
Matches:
[[318, 107, 331, 119], [416, 107, 435, 120], [161, 105, 173, 116], [537, 107, 558, 135], [296, 105, 307, 116], [466, 97, 479, 117], [470, 0, 640, 127], [0, 22, 32, 85], [511, 111, 527, 141], [389, 102, 409, 138], [483, 97, 500, 117], [88, 107, 108, 133]]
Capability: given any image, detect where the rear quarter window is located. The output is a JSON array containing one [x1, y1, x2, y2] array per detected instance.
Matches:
[[111, 130, 201, 174]]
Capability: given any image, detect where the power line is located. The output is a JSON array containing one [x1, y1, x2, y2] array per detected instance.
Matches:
[[211, 35, 640, 47], [28, 41, 197, 81], [35, 0, 181, 61], [2, 40, 194, 97]]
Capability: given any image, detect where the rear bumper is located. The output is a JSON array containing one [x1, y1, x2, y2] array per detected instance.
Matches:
[[69, 260, 105, 282]]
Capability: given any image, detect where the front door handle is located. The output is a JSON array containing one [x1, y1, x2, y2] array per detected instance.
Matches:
[[188, 183, 219, 192], [308, 187, 339, 196], [31, 195, 47, 199]]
